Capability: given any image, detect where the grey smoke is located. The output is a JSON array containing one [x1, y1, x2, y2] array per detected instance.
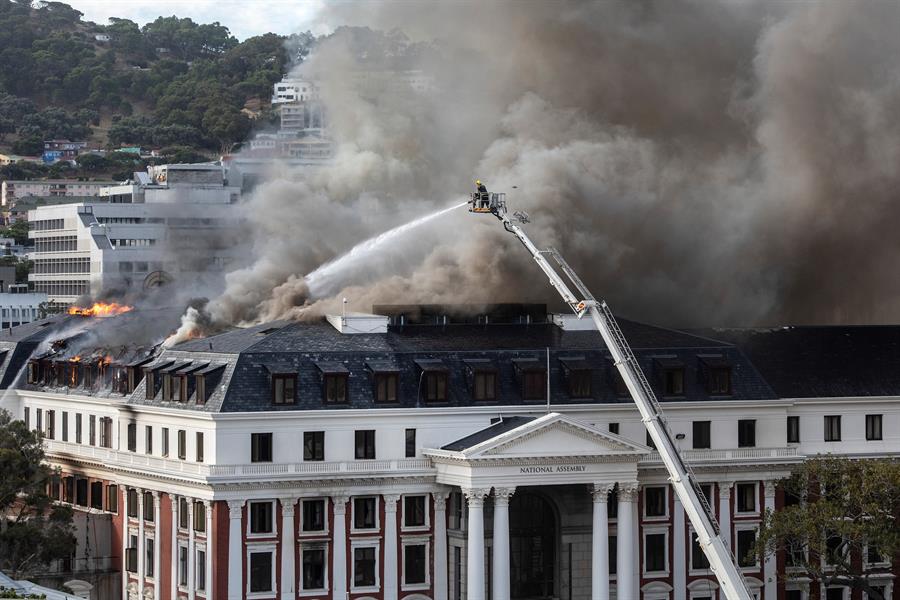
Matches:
[[199, 1, 900, 332]]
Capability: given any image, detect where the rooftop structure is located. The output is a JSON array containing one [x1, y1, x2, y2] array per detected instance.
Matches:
[[0, 304, 897, 600]]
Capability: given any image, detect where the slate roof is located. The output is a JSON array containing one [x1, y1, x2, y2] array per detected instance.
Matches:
[[442, 416, 536, 451], [699, 325, 900, 398]]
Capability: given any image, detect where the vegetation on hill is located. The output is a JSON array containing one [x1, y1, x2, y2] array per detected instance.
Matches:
[[0, 0, 313, 158]]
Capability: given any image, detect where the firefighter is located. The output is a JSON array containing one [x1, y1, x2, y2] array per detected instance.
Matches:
[[475, 179, 489, 209], [475, 179, 487, 193]]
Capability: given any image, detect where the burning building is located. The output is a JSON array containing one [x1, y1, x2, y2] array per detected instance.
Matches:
[[1, 304, 898, 600]]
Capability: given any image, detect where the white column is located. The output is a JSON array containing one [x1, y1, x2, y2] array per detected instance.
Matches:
[[464, 488, 490, 600], [719, 482, 733, 551], [137, 488, 145, 589], [227, 499, 245, 600], [188, 498, 196, 600], [384, 494, 401, 600], [122, 487, 129, 600], [615, 482, 638, 600], [591, 484, 613, 600], [673, 489, 686, 600], [432, 490, 450, 600], [171, 495, 179, 600], [153, 491, 161, 600], [763, 482, 777, 600], [279, 497, 297, 600], [205, 500, 214, 599], [332, 495, 349, 600], [492, 488, 515, 600]]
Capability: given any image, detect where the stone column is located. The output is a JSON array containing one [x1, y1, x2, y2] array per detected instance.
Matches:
[[122, 487, 129, 600], [171, 495, 179, 600], [616, 483, 638, 600], [227, 499, 245, 600], [205, 500, 213, 598], [136, 488, 145, 588], [383, 494, 401, 600], [332, 495, 349, 600], [152, 491, 161, 600], [718, 482, 733, 551], [187, 498, 196, 600], [432, 490, 450, 600], [673, 490, 686, 600], [764, 482, 777, 600], [463, 488, 491, 600], [591, 483, 614, 600], [492, 488, 515, 600], [280, 497, 297, 600]]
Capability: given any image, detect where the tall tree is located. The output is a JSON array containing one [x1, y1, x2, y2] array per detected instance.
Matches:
[[756, 457, 900, 600], [0, 410, 76, 579]]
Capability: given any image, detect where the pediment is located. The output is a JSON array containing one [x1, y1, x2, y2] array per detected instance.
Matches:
[[461, 413, 649, 460]]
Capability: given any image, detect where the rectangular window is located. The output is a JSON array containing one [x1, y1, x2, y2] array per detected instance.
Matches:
[[353, 546, 377, 587], [126, 544, 138, 573], [303, 431, 324, 461], [787, 416, 800, 443], [568, 370, 592, 398], [177, 429, 186, 459], [251, 432, 273, 462], [609, 535, 617, 574], [473, 370, 497, 400], [145, 425, 152, 454], [193, 501, 206, 532], [143, 491, 154, 522], [424, 371, 448, 402], [161, 428, 169, 457], [374, 373, 398, 403], [664, 368, 685, 395], [196, 549, 206, 591], [609, 422, 619, 434], [737, 529, 757, 568], [824, 415, 841, 442], [163, 374, 173, 401], [196, 432, 204, 462], [708, 367, 732, 394], [691, 531, 710, 570], [404, 544, 427, 585], [35, 408, 42, 433], [645, 487, 667, 517], [249, 551, 273, 592], [127, 422, 136, 452], [865, 414, 882, 441], [75, 478, 88, 506], [23, 407, 29, 431], [324, 373, 348, 403], [75, 413, 82, 443], [107, 485, 118, 513], [355, 430, 375, 460], [736, 483, 757, 513], [302, 499, 326, 533], [249, 502, 273, 534], [99, 417, 111, 448], [179, 546, 188, 586], [693, 421, 711, 449], [146, 538, 155, 577], [522, 369, 545, 400], [353, 497, 377, 530], [404, 495, 427, 528], [645, 533, 666, 572], [45, 410, 55, 439], [405, 428, 416, 458], [179, 498, 188, 529], [302, 547, 326, 590], [272, 375, 296, 404], [61, 411, 68, 441], [145, 370, 155, 400], [127, 489, 138, 518], [738, 419, 756, 447], [90, 481, 102, 509], [195, 375, 206, 405], [89, 415, 96, 446]]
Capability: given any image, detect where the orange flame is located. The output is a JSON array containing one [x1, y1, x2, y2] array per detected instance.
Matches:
[[68, 302, 133, 317]]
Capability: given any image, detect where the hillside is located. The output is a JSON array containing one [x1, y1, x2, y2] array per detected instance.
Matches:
[[0, 0, 313, 175]]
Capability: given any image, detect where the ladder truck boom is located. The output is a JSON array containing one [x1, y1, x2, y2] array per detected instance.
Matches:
[[468, 191, 754, 600]]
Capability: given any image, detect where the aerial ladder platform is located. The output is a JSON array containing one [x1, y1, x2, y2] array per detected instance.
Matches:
[[468, 190, 754, 600]]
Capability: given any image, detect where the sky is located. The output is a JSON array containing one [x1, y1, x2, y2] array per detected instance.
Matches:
[[65, 0, 328, 40]]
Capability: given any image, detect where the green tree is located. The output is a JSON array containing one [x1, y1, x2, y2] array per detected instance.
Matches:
[[202, 105, 250, 154], [0, 410, 76, 579], [756, 457, 900, 600]]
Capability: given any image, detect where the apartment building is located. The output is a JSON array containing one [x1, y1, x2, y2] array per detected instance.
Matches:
[[1, 179, 118, 207]]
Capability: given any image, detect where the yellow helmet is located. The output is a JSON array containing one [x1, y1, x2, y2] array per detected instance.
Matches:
[[475, 179, 481, 185]]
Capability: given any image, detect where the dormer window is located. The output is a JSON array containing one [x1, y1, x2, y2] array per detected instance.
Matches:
[[560, 357, 593, 399], [316, 362, 349, 404], [700, 356, 732, 395], [367, 361, 399, 403], [513, 358, 546, 401], [655, 358, 685, 396], [464, 359, 497, 401], [272, 374, 296, 405], [415, 359, 448, 403]]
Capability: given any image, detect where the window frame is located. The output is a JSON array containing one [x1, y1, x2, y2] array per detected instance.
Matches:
[[405, 428, 416, 458], [642, 528, 669, 576], [401, 539, 431, 590], [738, 419, 756, 448], [692, 421, 711, 449], [300, 542, 329, 593], [735, 524, 760, 570], [688, 527, 712, 574], [303, 431, 324, 462], [643, 486, 668, 519], [351, 540, 381, 592], [735, 482, 759, 515], [824, 415, 842, 442], [663, 367, 685, 396], [865, 414, 883, 441], [300, 498, 328, 536], [520, 368, 546, 401], [196, 431, 204, 463], [323, 373, 349, 404], [247, 500, 276, 538], [567, 368, 593, 399], [177, 429, 186, 460], [472, 368, 498, 401], [145, 425, 152, 454], [423, 370, 449, 403], [354, 429, 376, 460], [787, 415, 800, 444], [246, 545, 277, 596], [374, 372, 399, 403], [402, 494, 429, 531], [251, 432, 273, 463], [271, 374, 296, 405], [351, 496, 379, 532]]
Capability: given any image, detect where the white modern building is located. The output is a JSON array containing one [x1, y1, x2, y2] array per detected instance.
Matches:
[[2, 179, 118, 207], [272, 78, 319, 104], [0, 304, 897, 600], [27, 163, 244, 311], [0, 287, 47, 328]]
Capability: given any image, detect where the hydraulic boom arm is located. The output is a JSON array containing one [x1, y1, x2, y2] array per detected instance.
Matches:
[[469, 192, 753, 600]]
